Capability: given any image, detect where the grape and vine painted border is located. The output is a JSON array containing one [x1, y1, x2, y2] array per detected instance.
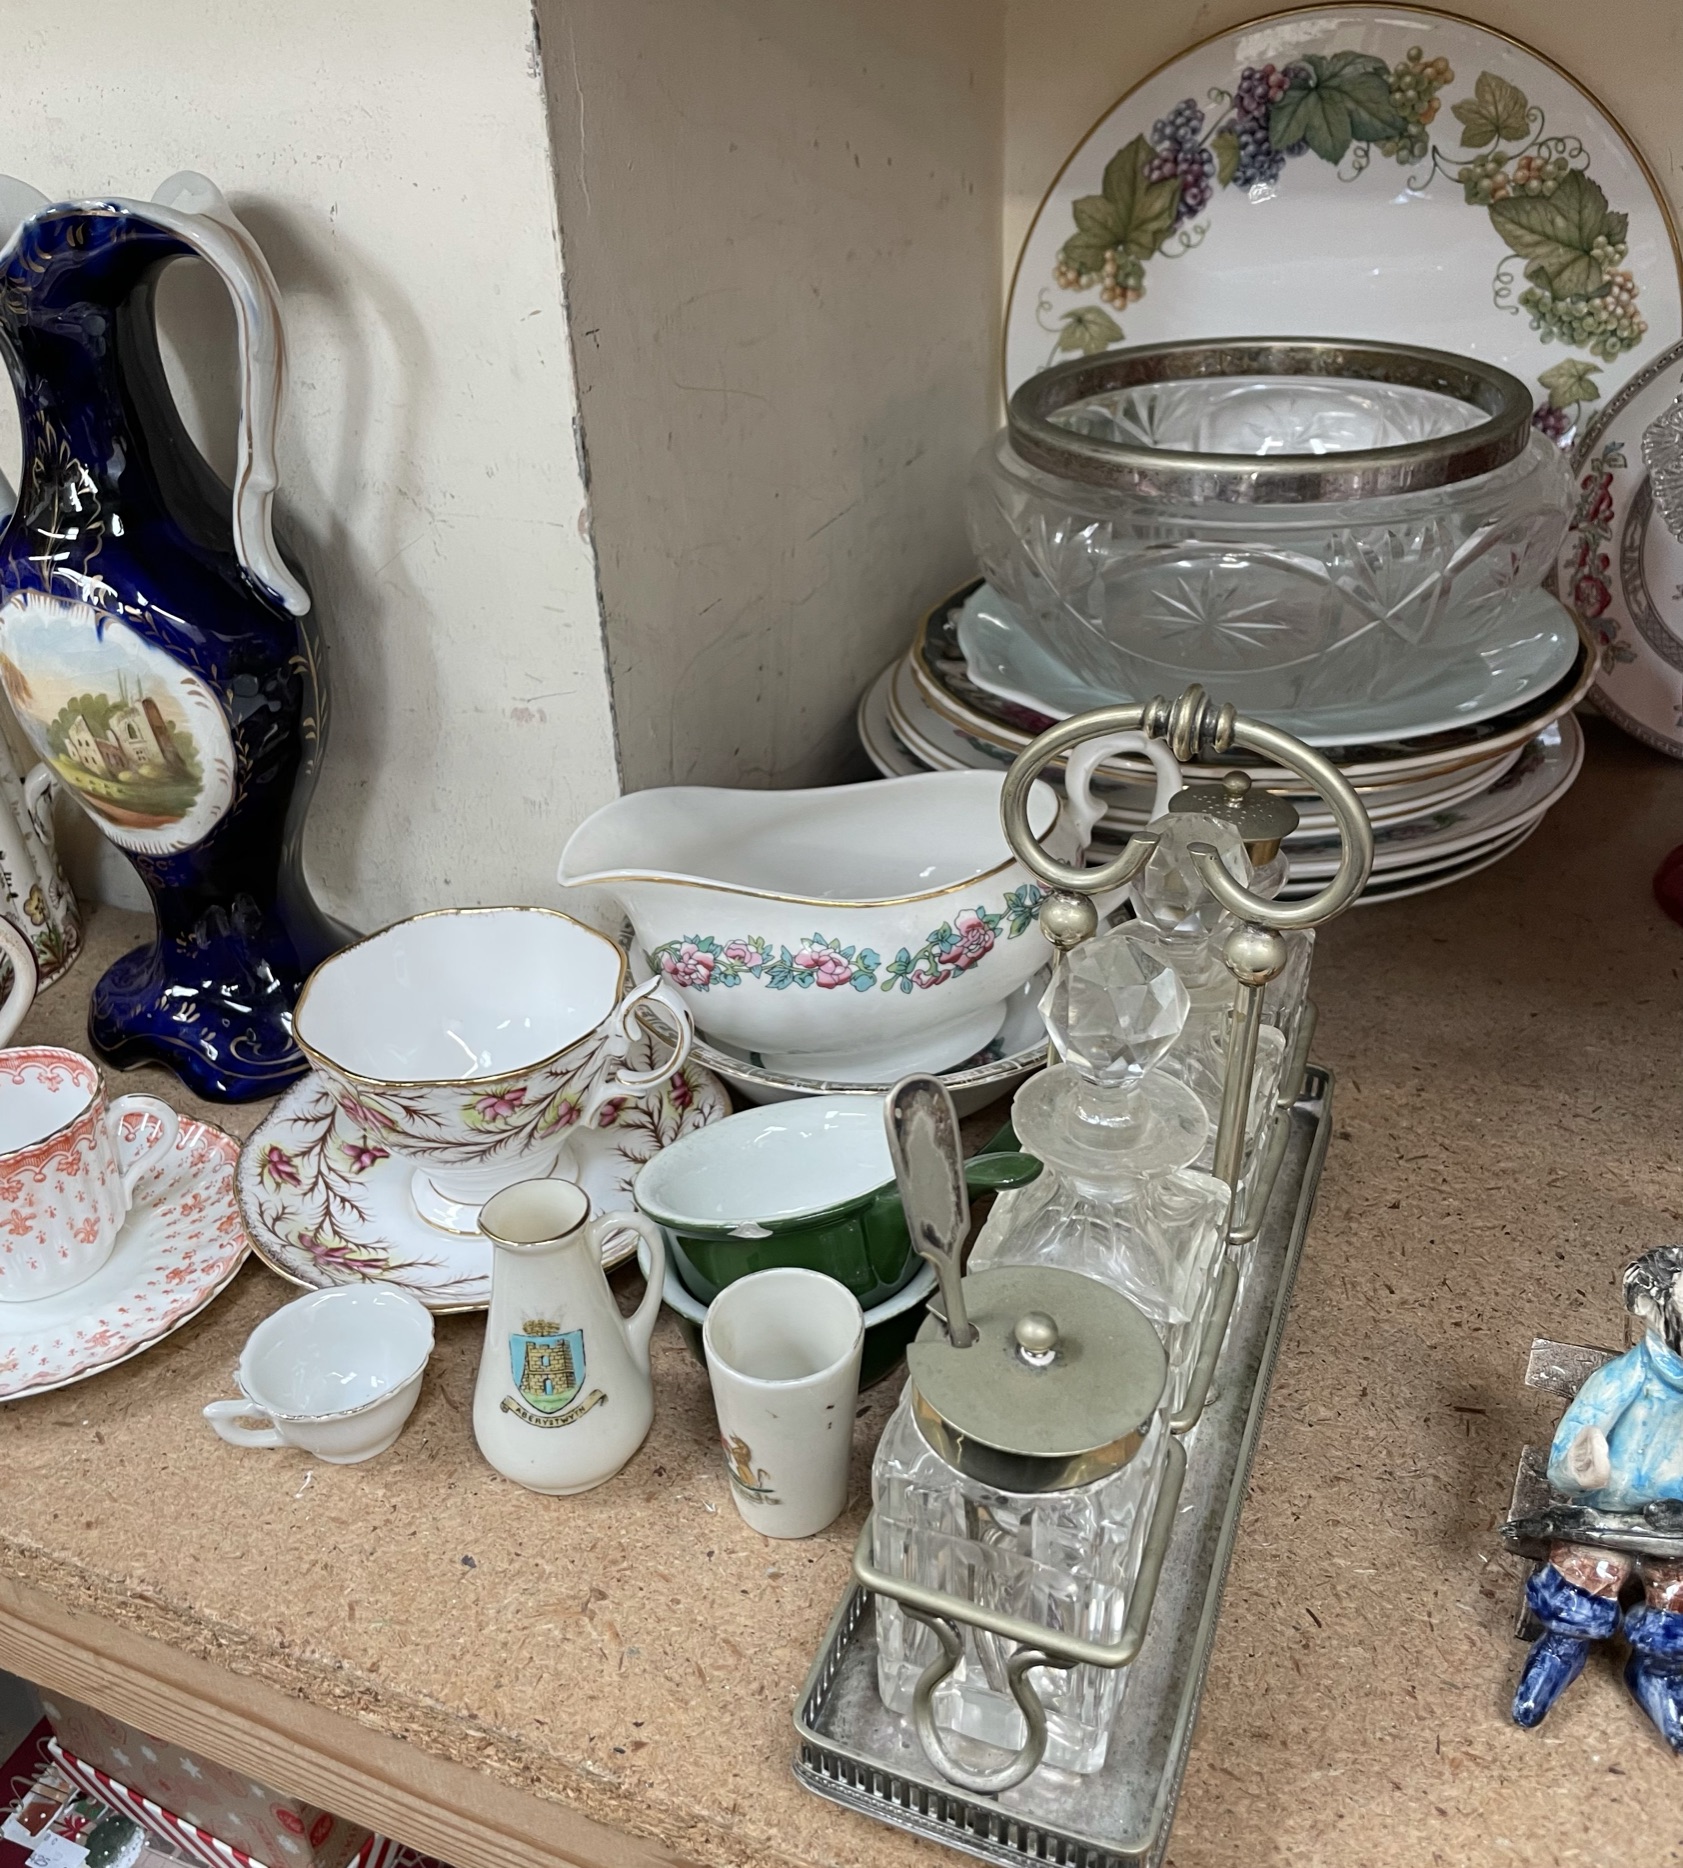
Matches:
[[1041, 47, 1646, 436], [649, 884, 1045, 998]]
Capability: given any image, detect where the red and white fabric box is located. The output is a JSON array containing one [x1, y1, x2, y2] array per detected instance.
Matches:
[[38, 1690, 391, 1868], [45, 1741, 409, 1868]]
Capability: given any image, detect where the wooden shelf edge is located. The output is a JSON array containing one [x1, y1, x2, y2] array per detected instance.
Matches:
[[0, 1572, 692, 1868]]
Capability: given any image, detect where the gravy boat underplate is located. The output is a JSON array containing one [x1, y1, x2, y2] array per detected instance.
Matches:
[[560, 771, 1065, 1079]]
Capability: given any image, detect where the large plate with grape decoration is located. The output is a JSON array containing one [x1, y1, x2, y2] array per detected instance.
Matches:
[[1006, 7, 1681, 451]]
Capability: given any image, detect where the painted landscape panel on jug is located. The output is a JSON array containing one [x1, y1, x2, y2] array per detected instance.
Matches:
[[0, 592, 236, 856]]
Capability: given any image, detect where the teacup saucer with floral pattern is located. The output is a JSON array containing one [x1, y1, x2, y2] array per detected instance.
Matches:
[[1, 1113, 248, 1402], [236, 1035, 729, 1312]]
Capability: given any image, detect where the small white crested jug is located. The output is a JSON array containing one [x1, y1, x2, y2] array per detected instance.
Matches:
[[472, 1179, 666, 1495]]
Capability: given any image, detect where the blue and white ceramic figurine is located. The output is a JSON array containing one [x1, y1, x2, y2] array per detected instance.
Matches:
[[1512, 1246, 1683, 1749], [0, 173, 342, 1100]]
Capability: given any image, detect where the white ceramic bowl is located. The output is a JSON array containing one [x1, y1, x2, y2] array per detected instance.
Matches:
[[560, 770, 1065, 1079]]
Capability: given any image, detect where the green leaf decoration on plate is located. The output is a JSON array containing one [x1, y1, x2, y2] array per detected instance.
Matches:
[[1063, 135, 1182, 276], [1451, 71, 1531, 148], [1538, 358, 1602, 409], [1102, 135, 1182, 259], [1490, 168, 1626, 297], [1056, 305, 1125, 355], [1044, 39, 1649, 387], [1269, 51, 1408, 165]]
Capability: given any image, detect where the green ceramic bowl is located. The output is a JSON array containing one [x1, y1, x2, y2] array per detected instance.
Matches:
[[633, 1094, 1040, 1309]]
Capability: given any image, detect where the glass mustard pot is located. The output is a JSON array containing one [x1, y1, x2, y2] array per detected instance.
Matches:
[[861, 1076, 1183, 1793]]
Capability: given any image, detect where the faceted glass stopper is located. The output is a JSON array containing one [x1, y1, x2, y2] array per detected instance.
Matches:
[[1135, 811, 1250, 938], [1040, 931, 1189, 1086]]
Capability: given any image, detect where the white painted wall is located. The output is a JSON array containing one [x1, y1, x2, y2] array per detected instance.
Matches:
[[0, 0, 620, 931], [541, 0, 1004, 794]]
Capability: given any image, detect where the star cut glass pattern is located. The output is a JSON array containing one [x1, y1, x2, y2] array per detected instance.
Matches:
[[967, 408, 1573, 715]]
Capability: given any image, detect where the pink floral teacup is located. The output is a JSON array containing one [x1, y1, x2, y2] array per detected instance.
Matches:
[[291, 907, 693, 1234], [0, 1046, 180, 1301]]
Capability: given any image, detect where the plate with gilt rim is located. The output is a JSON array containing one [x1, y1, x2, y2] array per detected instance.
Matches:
[[1005, 6, 1681, 445]]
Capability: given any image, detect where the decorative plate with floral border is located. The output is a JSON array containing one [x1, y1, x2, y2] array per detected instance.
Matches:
[[1006, 7, 1681, 448], [237, 1034, 730, 1312], [1557, 337, 1683, 756], [0, 1114, 248, 1402]]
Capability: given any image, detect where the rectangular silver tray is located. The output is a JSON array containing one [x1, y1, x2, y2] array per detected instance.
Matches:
[[793, 1065, 1334, 1868]]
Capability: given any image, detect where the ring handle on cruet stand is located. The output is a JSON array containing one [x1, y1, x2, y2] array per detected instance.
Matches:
[[1000, 684, 1373, 1196]]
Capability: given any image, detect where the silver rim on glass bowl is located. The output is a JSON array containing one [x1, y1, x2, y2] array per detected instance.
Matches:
[[1007, 337, 1535, 503]]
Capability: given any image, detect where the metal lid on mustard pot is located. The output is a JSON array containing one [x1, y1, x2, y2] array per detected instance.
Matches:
[[1168, 770, 1300, 863], [908, 1264, 1167, 1494]]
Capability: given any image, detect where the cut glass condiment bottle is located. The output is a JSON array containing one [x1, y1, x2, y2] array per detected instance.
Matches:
[[1126, 786, 1314, 1169], [969, 937, 1230, 1416]]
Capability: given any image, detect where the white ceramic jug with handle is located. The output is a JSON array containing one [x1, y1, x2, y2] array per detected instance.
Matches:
[[0, 915, 37, 1046], [472, 1179, 667, 1495], [0, 742, 80, 987]]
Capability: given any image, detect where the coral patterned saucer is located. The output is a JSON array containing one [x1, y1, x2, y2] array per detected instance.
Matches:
[[0, 1114, 249, 1403], [237, 1034, 730, 1312]]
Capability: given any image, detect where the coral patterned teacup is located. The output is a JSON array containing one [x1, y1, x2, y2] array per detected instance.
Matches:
[[0, 1045, 180, 1301], [291, 907, 694, 1234]]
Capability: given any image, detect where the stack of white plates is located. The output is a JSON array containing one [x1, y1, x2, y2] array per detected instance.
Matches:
[[859, 582, 1592, 906]]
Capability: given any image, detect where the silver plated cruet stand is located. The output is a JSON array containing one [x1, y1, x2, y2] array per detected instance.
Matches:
[[841, 683, 1376, 1806]]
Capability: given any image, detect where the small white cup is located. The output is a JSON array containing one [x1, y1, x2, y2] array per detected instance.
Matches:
[[204, 1286, 435, 1464], [0, 1044, 179, 1302], [702, 1267, 864, 1538]]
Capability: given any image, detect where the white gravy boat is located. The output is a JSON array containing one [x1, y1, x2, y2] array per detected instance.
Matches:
[[560, 771, 1069, 1080]]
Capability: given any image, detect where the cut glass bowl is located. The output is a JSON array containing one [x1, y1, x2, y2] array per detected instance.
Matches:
[[967, 342, 1575, 720]]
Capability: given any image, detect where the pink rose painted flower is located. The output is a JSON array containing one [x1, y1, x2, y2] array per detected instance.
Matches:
[[936, 910, 995, 973], [472, 1086, 528, 1123], [660, 942, 716, 989], [342, 1139, 390, 1172], [722, 940, 755, 964], [794, 945, 855, 990]]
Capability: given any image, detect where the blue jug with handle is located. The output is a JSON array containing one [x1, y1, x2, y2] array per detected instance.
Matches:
[[0, 171, 345, 1099]]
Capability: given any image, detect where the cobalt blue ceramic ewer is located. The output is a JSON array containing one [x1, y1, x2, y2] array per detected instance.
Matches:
[[0, 172, 343, 1099]]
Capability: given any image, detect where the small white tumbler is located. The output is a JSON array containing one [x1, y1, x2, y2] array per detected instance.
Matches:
[[703, 1267, 864, 1538]]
